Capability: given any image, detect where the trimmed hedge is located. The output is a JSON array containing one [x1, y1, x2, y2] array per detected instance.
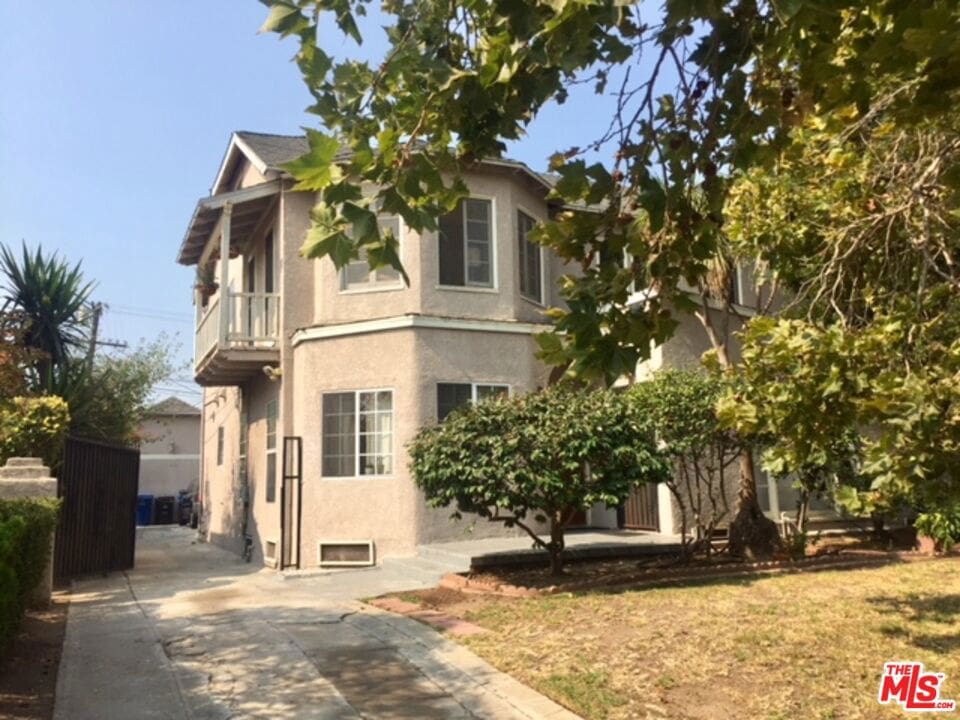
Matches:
[[0, 497, 60, 652]]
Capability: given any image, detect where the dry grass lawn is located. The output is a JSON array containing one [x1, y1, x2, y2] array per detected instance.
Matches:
[[442, 559, 960, 719]]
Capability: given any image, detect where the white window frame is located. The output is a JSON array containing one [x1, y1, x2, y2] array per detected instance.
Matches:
[[437, 194, 498, 292], [516, 205, 546, 306], [321, 388, 395, 479], [265, 398, 278, 503], [339, 214, 406, 295], [437, 382, 511, 421]]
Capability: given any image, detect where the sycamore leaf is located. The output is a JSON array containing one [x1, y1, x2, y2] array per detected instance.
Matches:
[[366, 236, 410, 286], [282, 130, 343, 191], [259, 2, 306, 36], [301, 227, 355, 267]]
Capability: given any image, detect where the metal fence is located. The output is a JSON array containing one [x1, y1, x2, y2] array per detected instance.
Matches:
[[54, 436, 140, 584]]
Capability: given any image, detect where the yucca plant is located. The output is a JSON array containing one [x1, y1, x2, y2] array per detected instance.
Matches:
[[0, 243, 95, 381]]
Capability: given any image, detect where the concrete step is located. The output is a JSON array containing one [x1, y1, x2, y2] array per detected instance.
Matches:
[[5, 457, 44, 467], [412, 544, 472, 571], [0, 466, 53, 479], [380, 554, 463, 584]]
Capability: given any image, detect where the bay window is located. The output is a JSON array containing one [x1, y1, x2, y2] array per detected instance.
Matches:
[[438, 198, 493, 287]]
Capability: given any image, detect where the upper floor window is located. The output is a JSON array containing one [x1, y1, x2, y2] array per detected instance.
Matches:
[[216, 426, 225, 466], [517, 211, 542, 303], [727, 264, 742, 305], [341, 215, 403, 291], [322, 390, 393, 477], [437, 382, 510, 421], [438, 198, 493, 288]]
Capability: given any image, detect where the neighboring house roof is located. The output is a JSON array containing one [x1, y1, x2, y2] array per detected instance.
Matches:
[[146, 396, 201, 418]]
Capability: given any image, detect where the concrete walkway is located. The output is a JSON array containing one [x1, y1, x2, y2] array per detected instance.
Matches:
[[55, 527, 578, 720]]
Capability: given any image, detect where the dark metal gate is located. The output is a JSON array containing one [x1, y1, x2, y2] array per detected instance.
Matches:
[[624, 483, 660, 531], [54, 436, 140, 583]]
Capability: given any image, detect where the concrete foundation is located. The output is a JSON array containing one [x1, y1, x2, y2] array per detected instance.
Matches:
[[0, 457, 58, 604]]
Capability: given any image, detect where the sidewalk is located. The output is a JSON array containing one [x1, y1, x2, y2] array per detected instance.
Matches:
[[54, 527, 579, 719]]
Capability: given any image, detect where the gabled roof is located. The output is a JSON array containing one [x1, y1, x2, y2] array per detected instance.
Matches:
[[214, 130, 558, 198], [234, 131, 309, 171], [181, 131, 584, 265], [146, 396, 201, 417]]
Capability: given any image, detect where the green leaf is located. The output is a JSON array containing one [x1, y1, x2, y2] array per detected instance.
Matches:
[[259, 2, 306, 36], [282, 130, 343, 191]]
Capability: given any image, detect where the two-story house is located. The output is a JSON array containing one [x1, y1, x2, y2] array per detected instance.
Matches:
[[178, 131, 645, 568], [179, 131, 825, 570]]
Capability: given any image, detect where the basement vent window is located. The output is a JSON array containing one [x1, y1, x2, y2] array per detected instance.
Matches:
[[264, 540, 278, 567], [317, 540, 375, 567]]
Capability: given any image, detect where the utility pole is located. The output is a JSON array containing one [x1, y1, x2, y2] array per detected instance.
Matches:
[[86, 302, 103, 365]]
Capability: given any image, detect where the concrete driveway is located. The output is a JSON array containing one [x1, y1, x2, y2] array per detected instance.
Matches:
[[54, 527, 577, 720]]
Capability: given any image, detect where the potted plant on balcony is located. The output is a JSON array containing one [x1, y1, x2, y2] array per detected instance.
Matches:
[[195, 262, 218, 302], [209, 245, 240, 261]]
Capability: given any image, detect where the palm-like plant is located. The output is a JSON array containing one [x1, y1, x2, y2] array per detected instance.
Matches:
[[0, 243, 95, 380]]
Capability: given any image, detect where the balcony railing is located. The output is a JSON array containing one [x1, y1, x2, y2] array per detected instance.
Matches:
[[194, 291, 280, 368]]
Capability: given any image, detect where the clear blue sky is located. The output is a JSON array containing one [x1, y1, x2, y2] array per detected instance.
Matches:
[[0, 3, 621, 405]]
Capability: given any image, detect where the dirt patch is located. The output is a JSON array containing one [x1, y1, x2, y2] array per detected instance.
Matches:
[[0, 594, 69, 720], [384, 586, 504, 618]]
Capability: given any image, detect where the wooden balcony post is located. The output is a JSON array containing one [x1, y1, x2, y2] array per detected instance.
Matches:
[[219, 202, 232, 346]]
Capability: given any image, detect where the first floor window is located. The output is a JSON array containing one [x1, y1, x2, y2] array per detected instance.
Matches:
[[437, 383, 510, 421], [216, 426, 224, 466], [438, 198, 493, 287], [341, 215, 403, 290], [517, 210, 542, 303], [265, 399, 278, 502], [322, 390, 393, 477]]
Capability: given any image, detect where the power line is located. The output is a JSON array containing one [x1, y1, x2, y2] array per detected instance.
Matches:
[[111, 303, 193, 320], [110, 308, 193, 324]]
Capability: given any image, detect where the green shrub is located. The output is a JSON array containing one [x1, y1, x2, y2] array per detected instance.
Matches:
[[0, 498, 60, 652], [914, 508, 960, 551], [0, 396, 70, 469], [410, 386, 670, 575]]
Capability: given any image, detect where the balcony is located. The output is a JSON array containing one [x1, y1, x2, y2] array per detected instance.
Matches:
[[194, 291, 280, 386]]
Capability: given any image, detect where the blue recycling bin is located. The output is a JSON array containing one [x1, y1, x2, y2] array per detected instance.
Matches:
[[136, 494, 155, 526]]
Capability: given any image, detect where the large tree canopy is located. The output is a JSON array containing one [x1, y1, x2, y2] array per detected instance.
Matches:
[[261, 0, 960, 542], [260, 0, 960, 381]]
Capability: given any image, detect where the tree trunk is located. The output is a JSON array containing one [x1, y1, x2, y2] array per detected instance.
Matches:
[[695, 293, 779, 559], [796, 490, 810, 534], [728, 450, 780, 559], [548, 512, 566, 576]]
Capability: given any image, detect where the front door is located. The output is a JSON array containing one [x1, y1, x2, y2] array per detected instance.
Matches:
[[624, 484, 660, 531]]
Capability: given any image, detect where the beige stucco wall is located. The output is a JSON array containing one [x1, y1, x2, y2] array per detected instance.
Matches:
[[138, 414, 200, 498], [291, 329, 422, 562], [659, 305, 746, 371], [199, 379, 281, 565], [284, 165, 566, 331], [287, 325, 555, 566], [200, 386, 245, 555], [410, 327, 552, 545], [243, 376, 282, 565]]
